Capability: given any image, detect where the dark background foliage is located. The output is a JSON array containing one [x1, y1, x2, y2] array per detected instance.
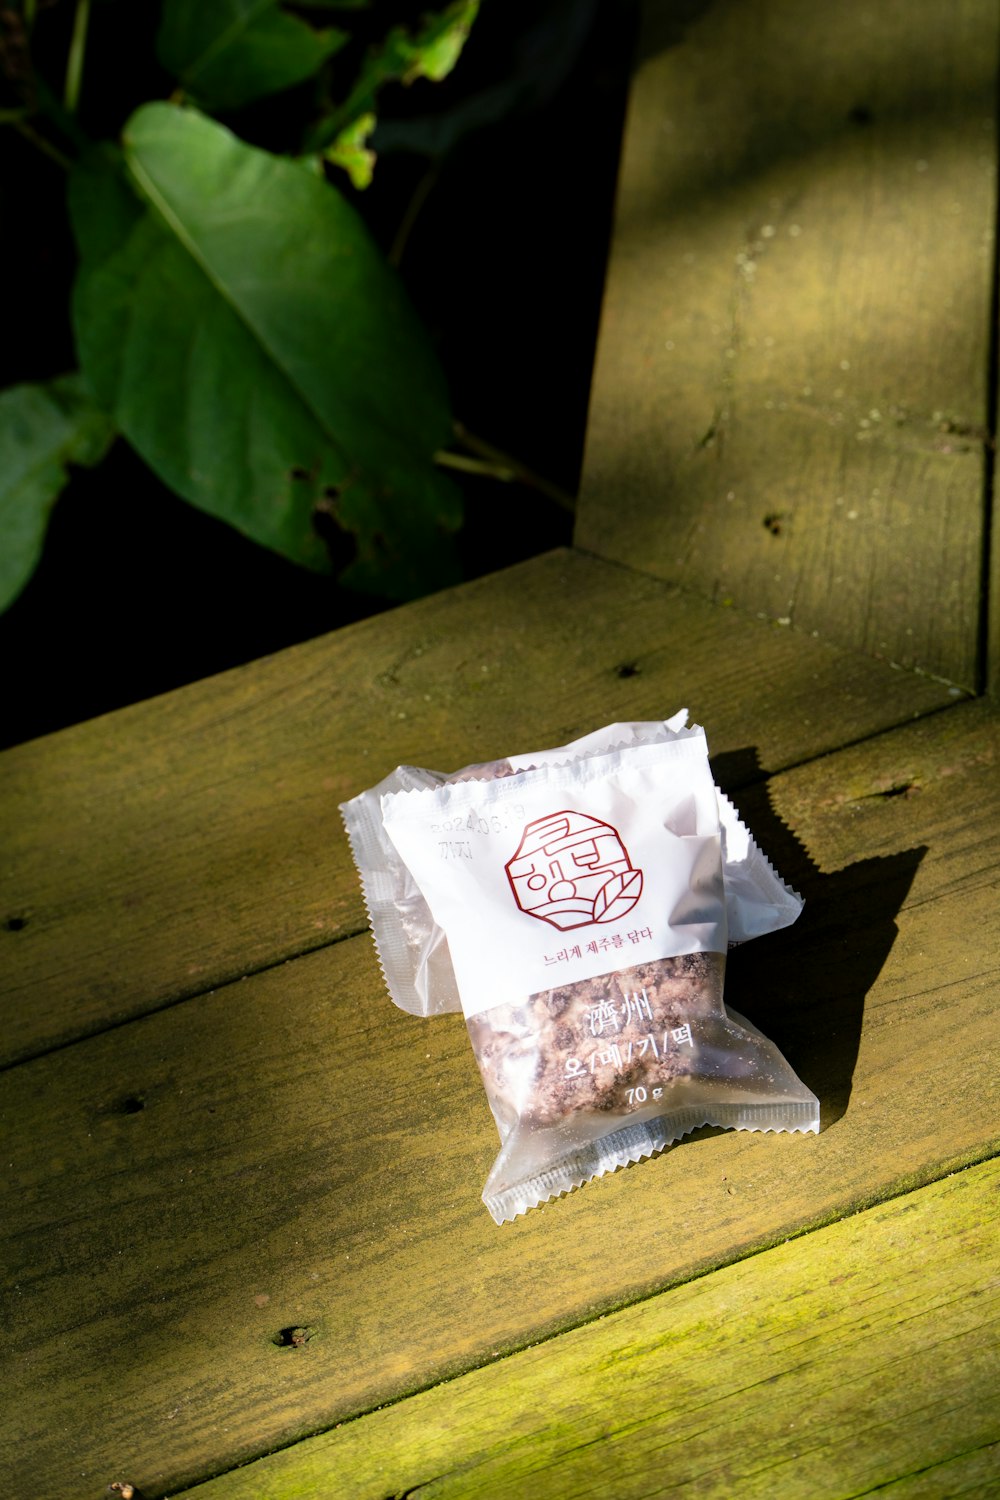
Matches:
[[0, 0, 635, 749]]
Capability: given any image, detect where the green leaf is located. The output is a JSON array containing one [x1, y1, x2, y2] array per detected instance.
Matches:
[[157, 0, 348, 113], [0, 376, 114, 613], [46, 374, 117, 467], [69, 104, 461, 598], [403, 0, 479, 82], [324, 110, 376, 189], [309, 0, 479, 151]]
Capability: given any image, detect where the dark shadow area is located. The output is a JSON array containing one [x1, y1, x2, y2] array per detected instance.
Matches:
[[629, 0, 998, 221], [0, 1, 638, 750], [711, 747, 927, 1129], [634, 0, 717, 60]]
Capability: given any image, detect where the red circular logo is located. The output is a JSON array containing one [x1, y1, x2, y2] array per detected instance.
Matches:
[[505, 810, 644, 931]]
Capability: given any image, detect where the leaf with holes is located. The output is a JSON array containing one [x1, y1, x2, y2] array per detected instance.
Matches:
[[157, 0, 348, 113], [0, 375, 115, 613], [310, 0, 478, 153], [69, 107, 462, 597], [324, 112, 377, 190]]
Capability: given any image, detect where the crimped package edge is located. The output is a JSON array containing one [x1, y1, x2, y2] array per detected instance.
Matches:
[[716, 789, 805, 912], [339, 798, 418, 1013], [484, 1100, 820, 1224]]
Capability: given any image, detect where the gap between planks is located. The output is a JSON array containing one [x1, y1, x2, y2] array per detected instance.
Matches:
[[161, 1154, 1000, 1500]]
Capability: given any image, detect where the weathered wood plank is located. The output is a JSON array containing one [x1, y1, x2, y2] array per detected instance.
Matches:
[[0, 547, 960, 1067], [3, 698, 998, 1499], [173, 1158, 1000, 1500], [576, 0, 997, 687], [989, 396, 1000, 698], [871, 1447, 1000, 1498]]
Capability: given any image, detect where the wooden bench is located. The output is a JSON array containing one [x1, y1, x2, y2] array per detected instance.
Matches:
[[2, 3, 999, 1495]]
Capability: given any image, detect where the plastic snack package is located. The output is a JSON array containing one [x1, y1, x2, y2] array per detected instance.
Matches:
[[371, 727, 818, 1223], [340, 711, 803, 1018]]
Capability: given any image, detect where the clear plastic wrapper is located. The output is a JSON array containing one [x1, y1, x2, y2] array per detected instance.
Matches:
[[340, 712, 804, 1018], [467, 955, 816, 1223], [344, 719, 818, 1223]]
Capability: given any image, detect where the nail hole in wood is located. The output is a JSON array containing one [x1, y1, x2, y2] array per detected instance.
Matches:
[[272, 1325, 314, 1348], [869, 782, 918, 801]]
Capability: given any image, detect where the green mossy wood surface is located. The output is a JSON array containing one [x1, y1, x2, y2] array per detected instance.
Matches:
[[3, 0, 1000, 1496], [575, 0, 997, 689], [174, 1159, 1000, 1499]]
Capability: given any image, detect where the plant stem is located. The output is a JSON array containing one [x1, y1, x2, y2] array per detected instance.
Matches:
[[34, 74, 92, 156], [63, 0, 91, 115], [24, 0, 37, 33], [388, 166, 439, 268], [434, 451, 518, 481], [10, 118, 73, 171], [444, 421, 577, 513]]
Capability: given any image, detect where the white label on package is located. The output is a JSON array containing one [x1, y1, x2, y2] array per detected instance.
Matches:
[[380, 736, 727, 1019]]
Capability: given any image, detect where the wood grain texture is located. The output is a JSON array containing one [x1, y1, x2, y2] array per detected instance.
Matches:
[[3, 698, 998, 1499], [989, 381, 1000, 698], [576, 0, 997, 686], [174, 1158, 1000, 1500], [0, 548, 959, 1068]]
